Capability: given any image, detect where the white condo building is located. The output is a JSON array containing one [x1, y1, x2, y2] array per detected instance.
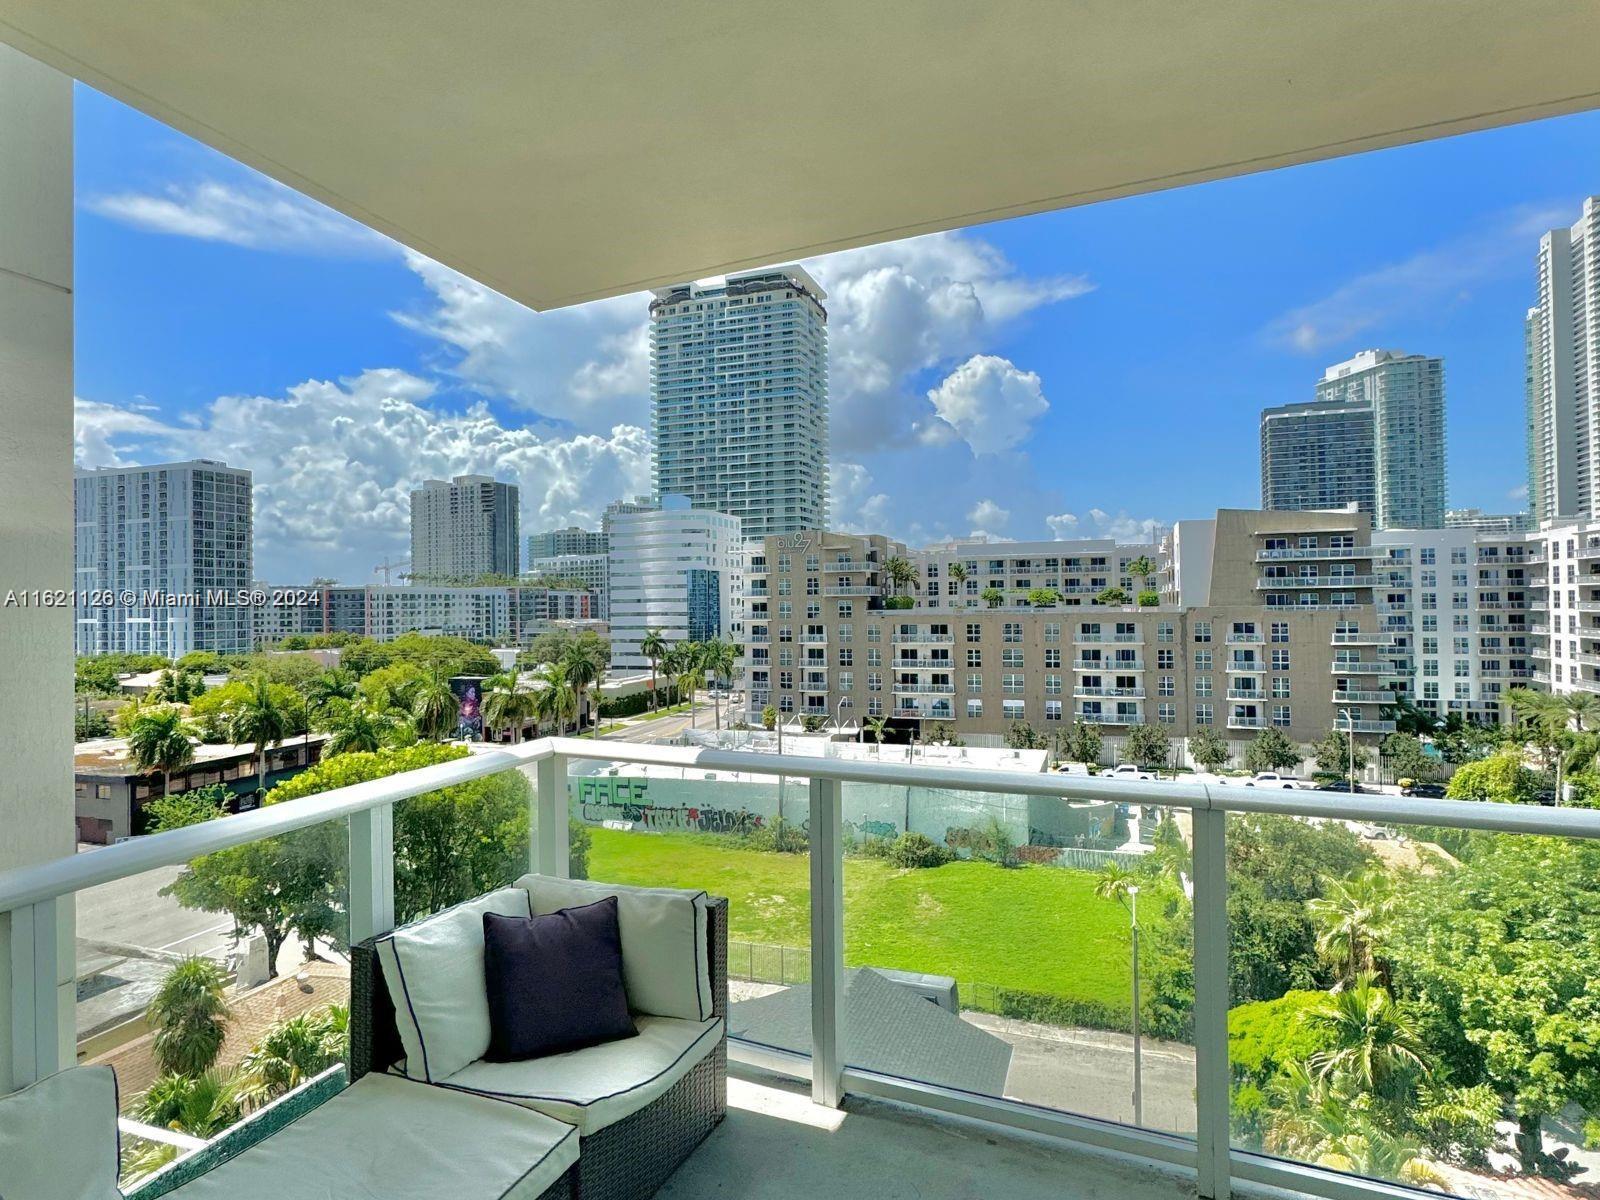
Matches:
[[410, 474, 520, 580], [74, 459, 254, 657], [649, 267, 829, 538], [1261, 350, 1446, 530], [1526, 196, 1600, 523], [528, 552, 609, 618], [606, 496, 743, 670]]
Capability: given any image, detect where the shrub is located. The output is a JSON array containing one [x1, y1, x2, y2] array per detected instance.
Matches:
[[854, 835, 894, 860], [743, 817, 809, 854], [569, 818, 592, 879], [946, 818, 1017, 866], [1227, 990, 1336, 1086], [1445, 749, 1541, 804], [888, 832, 955, 869], [883, 596, 914, 610]]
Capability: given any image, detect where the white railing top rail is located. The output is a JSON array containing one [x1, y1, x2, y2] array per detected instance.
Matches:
[[5, 733, 1600, 915]]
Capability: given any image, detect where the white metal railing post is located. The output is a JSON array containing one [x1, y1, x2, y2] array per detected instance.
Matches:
[[348, 804, 395, 943], [808, 776, 844, 1107], [1191, 799, 1232, 1200], [7, 896, 67, 1087], [535, 752, 569, 877]]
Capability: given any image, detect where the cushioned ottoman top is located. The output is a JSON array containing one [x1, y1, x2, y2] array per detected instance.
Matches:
[[165, 1073, 577, 1200]]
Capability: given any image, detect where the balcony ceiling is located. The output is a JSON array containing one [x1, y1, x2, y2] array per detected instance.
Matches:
[[3, 2, 1598, 310]]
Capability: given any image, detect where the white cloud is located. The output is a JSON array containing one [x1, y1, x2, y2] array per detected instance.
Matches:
[[84, 178, 390, 257], [1263, 204, 1569, 354], [75, 370, 650, 582], [74, 399, 183, 468], [1046, 508, 1164, 544], [829, 462, 892, 535], [923, 355, 1048, 454], [802, 232, 1088, 452], [1507, 484, 1530, 502], [393, 252, 649, 431], [967, 499, 1011, 534]]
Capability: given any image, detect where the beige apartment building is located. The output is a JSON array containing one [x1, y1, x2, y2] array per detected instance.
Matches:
[[745, 509, 1402, 763]]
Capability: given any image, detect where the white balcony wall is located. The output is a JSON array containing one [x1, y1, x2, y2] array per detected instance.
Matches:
[[0, 43, 74, 1092]]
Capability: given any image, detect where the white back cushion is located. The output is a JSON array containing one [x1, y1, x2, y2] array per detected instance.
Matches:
[[375, 886, 531, 1082], [0, 1065, 121, 1200], [516, 874, 711, 1021]]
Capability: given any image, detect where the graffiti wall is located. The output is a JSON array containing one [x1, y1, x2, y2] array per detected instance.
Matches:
[[569, 771, 1051, 846]]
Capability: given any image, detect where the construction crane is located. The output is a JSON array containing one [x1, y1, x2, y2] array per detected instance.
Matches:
[[373, 556, 410, 586]]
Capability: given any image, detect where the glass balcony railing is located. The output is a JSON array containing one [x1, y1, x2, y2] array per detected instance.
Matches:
[[8, 735, 1600, 1200]]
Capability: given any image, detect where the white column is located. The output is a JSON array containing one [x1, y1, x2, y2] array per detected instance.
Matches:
[[0, 42, 74, 1092], [1191, 804, 1232, 1200], [534, 753, 569, 877], [808, 776, 844, 1107]]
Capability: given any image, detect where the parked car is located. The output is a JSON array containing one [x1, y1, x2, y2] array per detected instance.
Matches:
[[1106, 763, 1154, 781], [1245, 772, 1300, 789], [1399, 780, 1446, 798], [1317, 780, 1370, 794]]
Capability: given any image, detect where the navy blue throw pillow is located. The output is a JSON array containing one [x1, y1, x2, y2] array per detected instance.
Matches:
[[482, 897, 637, 1061]]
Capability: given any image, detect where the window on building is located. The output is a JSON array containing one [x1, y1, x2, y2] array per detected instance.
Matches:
[[1194, 621, 1212, 642], [1194, 702, 1214, 725]]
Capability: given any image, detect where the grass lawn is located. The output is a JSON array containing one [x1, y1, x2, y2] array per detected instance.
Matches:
[[588, 827, 1143, 1005]]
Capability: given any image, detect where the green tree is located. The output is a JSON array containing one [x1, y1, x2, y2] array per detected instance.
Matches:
[[884, 555, 919, 599], [1303, 973, 1427, 1102], [410, 670, 459, 741], [1381, 732, 1438, 784], [1005, 721, 1045, 750], [147, 957, 231, 1077], [561, 638, 605, 733], [1127, 555, 1157, 606], [761, 704, 777, 731], [142, 783, 229, 835], [1307, 871, 1394, 985], [1066, 719, 1103, 767], [533, 660, 578, 734], [1313, 727, 1369, 784], [1188, 726, 1231, 773], [948, 562, 969, 602], [1244, 727, 1301, 774], [482, 673, 536, 742], [1096, 586, 1130, 606], [134, 1072, 241, 1139], [862, 714, 889, 755], [323, 699, 404, 756], [236, 1005, 348, 1108], [302, 668, 358, 719], [1026, 587, 1063, 608], [127, 706, 195, 799], [981, 586, 1004, 608], [1124, 722, 1171, 771], [1388, 834, 1600, 1173], [1444, 750, 1541, 804], [229, 675, 293, 797], [640, 628, 668, 711], [700, 637, 737, 731]]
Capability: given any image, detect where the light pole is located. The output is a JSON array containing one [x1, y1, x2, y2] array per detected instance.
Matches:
[[1128, 883, 1143, 1127], [1343, 710, 1356, 790]]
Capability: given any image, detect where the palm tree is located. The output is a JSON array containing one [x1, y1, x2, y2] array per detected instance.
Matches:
[[147, 957, 231, 1076], [134, 1070, 242, 1138], [127, 706, 195, 799], [411, 669, 459, 741], [1127, 554, 1156, 601], [561, 641, 603, 734], [1093, 862, 1139, 907], [1302, 972, 1428, 1100], [228, 675, 292, 799], [673, 644, 705, 729], [701, 637, 737, 731], [532, 661, 578, 734], [482, 672, 536, 742], [323, 699, 401, 756], [1306, 870, 1393, 985], [302, 668, 357, 719], [236, 1004, 348, 1107], [884, 555, 919, 600], [948, 561, 969, 601], [641, 628, 668, 712], [862, 714, 889, 756], [1508, 686, 1580, 801]]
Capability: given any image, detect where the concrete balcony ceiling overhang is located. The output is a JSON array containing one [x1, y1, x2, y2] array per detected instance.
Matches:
[[5, 1, 1599, 310]]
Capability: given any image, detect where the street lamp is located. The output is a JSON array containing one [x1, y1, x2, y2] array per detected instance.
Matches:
[[1127, 883, 1143, 1127], [1342, 710, 1357, 790]]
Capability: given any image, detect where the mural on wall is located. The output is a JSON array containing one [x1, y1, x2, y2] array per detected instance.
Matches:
[[450, 676, 484, 740], [566, 773, 1091, 850]]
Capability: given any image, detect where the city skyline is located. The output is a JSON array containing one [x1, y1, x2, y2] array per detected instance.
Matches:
[[70, 84, 1600, 581]]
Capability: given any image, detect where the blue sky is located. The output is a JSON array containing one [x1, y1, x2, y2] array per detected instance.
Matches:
[[72, 83, 1600, 582]]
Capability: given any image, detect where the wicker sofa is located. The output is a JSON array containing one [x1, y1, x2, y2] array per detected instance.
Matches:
[[351, 877, 729, 1200]]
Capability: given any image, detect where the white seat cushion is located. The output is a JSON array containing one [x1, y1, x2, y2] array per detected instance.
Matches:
[[375, 886, 533, 1082], [441, 1015, 723, 1135], [516, 874, 711, 1022], [0, 1066, 120, 1200], [166, 1073, 577, 1200]]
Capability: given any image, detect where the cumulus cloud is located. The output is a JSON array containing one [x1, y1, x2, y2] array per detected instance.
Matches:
[[391, 252, 650, 431], [1046, 508, 1164, 544], [923, 355, 1048, 454], [75, 370, 650, 581], [966, 499, 1011, 535], [84, 178, 390, 257], [803, 232, 1088, 452], [829, 462, 893, 535], [1263, 203, 1569, 354], [1507, 484, 1530, 502]]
